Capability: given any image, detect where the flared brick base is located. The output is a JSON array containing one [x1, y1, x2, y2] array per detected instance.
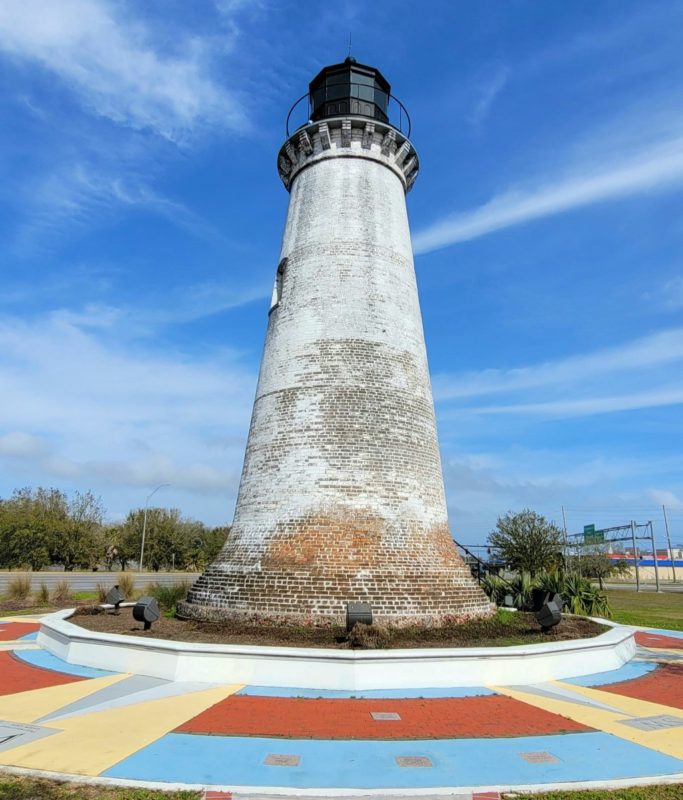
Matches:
[[179, 520, 493, 627]]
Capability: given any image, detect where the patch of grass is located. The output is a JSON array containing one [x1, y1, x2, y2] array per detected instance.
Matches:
[[144, 581, 192, 612], [95, 582, 109, 603], [6, 575, 32, 601], [608, 589, 683, 631], [0, 774, 200, 799], [74, 590, 98, 601], [510, 783, 683, 800]]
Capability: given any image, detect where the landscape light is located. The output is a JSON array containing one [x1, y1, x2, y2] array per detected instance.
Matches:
[[132, 596, 160, 631], [534, 592, 562, 632], [105, 585, 124, 613], [346, 602, 372, 632]]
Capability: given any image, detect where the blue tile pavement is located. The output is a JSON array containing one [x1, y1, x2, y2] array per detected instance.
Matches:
[[103, 731, 683, 788], [13, 648, 118, 678]]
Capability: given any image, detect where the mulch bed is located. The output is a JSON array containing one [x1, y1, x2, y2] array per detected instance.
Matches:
[[70, 607, 605, 649]]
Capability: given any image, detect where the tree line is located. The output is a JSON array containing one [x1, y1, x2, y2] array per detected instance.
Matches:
[[0, 487, 229, 572]]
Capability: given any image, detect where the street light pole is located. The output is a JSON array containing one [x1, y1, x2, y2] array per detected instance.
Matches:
[[139, 483, 170, 571]]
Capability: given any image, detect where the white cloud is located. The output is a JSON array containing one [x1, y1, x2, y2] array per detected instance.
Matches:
[[468, 66, 510, 126], [12, 162, 227, 255], [0, 432, 51, 459], [441, 448, 683, 542], [0, 309, 257, 511], [413, 136, 683, 254], [434, 328, 683, 400], [0, 0, 246, 141], [473, 387, 683, 419], [662, 276, 683, 309], [647, 488, 683, 510]]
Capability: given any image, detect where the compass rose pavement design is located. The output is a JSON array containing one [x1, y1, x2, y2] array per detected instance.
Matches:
[[0, 616, 682, 797]]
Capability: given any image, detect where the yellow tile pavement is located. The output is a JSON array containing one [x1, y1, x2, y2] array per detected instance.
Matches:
[[491, 680, 683, 760], [0, 673, 129, 724], [0, 682, 244, 776]]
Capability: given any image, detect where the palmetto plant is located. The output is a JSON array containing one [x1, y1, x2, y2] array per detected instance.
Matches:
[[561, 574, 611, 617], [480, 574, 507, 605], [481, 570, 611, 618]]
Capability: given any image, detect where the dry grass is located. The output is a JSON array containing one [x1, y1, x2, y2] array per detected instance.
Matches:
[[6, 575, 32, 601], [510, 784, 683, 800], [117, 572, 135, 599], [35, 582, 51, 606], [0, 774, 199, 799], [51, 579, 73, 603]]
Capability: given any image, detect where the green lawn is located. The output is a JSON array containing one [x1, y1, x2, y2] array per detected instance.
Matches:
[[511, 785, 683, 800], [608, 589, 683, 631]]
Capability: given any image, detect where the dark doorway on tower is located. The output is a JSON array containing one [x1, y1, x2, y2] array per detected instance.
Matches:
[[270, 257, 288, 312]]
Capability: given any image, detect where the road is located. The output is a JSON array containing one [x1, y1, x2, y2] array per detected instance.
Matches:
[[603, 581, 683, 593], [0, 571, 199, 592]]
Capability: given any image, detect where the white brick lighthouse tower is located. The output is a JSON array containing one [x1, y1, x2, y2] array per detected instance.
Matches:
[[181, 58, 491, 625]]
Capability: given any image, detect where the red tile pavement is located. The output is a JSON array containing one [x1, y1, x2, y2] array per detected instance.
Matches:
[[0, 651, 83, 696], [175, 695, 591, 740], [635, 631, 683, 650], [601, 663, 683, 709], [473, 793, 502, 800], [0, 622, 39, 641]]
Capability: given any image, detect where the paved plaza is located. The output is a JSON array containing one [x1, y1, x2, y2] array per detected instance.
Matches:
[[0, 615, 681, 796]]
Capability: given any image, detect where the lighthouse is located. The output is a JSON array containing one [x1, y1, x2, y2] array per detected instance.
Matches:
[[180, 58, 492, 625]]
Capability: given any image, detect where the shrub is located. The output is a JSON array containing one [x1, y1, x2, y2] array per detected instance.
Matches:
[[7, 574, 32, 601], [145, 581, 191, 612], [480, 574, 508, 605], [35, 582, 51, 606], [508, 572, 535, 611], [51, 579, 73, 603], [95, 582, 108, 603], [561, 574, 611, 617], [117, 572, 135, 599], [346, 623, 390, 649]]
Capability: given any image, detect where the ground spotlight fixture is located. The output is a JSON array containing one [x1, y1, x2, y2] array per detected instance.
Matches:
[[533, 591, 562, 633], [132, 596, 160, 631], [105, 585, 124, 613], [346, 601, 372, 633]]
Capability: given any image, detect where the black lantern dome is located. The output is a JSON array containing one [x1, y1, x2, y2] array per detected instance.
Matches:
[[309, 57, 391, 124]]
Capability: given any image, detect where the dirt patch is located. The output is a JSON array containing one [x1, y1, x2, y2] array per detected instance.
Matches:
[[70, 607, 606, 649]]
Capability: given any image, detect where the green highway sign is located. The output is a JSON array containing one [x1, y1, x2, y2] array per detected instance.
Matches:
[[584, 531, 605, 545], [584, 524, 595, 535]]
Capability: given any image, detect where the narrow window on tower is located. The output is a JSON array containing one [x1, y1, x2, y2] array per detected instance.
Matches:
[[269, 257, 288, 312]]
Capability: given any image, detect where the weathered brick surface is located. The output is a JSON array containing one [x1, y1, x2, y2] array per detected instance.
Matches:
[[180, 117, 492, 625]]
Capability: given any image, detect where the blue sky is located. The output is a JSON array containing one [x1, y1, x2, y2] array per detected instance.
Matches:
[[0, 0, 682, 545]]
